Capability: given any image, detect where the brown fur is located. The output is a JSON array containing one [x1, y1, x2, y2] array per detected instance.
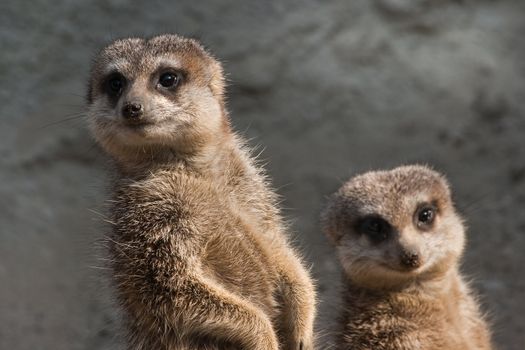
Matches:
[[87, 34, 316, 350], [321, 165, 492, 350]]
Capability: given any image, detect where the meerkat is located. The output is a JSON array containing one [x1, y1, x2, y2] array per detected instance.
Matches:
[[87, 34, 316, 350], [321, 165, 492, 350]]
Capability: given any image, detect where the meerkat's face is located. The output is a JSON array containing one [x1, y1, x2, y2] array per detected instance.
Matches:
[[87, 34, 227, 161], [322, 165, 465, 289]]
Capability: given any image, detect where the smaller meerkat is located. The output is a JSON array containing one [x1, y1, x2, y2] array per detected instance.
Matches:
[[321, 165, 492, 350], [87, 35, 316, 349]]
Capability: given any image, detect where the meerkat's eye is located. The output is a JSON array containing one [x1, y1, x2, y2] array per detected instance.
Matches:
[[415, 205, 437, 230], [158, 72, 181, 88], [105, 73, 126, 97], [357, 216, 391, 244]]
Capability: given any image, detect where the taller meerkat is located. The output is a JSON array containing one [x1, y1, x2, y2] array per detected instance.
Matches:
[[87, 34, 315, 350], [322, 165, 492, 350]]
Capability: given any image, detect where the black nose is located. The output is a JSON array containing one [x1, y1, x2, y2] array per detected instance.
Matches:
[[122, 102, 144, 119], [400, 251, 421, 269]]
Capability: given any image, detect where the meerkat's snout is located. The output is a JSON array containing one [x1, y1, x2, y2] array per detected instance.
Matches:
[[121, 101, 144, 121], [117, 85, 151, 125], [399, 247, 421, 270], [354, 214, 424, 271], [105, 69, 181, 124]]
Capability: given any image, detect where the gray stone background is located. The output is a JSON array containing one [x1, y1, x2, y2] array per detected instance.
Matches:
[[1, 0, 524, 349]]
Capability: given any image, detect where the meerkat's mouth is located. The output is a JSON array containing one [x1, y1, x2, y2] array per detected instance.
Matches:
[[380, 262, 423, 275], [126, 122, 153, 129], [120, 119, 155, 130]]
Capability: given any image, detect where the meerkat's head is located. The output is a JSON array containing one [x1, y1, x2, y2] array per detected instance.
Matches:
[[87, 34, 227, 164], [322, 165, 465, 290]]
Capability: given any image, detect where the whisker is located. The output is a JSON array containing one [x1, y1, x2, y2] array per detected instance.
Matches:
[[457, 191, 495, 215], [64, 92, 87, 99], [37, 114, 86, 129], [88, 208, 108, 218], [88, 265, 112, 270]]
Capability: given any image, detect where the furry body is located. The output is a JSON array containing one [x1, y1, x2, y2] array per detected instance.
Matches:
[[88, 34, 315, 350]]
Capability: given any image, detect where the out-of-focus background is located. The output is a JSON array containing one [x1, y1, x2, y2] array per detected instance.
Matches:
[[1, 0, 524, 349]]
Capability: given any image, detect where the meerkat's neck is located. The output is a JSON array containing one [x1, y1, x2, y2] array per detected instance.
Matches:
[[416, 267, 462, 294], [112, 125, 246, 182], [110, 116, 279, 230]]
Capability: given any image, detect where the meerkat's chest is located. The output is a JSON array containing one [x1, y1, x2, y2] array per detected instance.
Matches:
[[342, 294, 478, 350], [201, 218, 280, 316]]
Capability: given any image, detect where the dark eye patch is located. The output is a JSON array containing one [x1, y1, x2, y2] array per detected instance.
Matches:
[[103, 72, 126, 98], [356, 215, 392, 244]]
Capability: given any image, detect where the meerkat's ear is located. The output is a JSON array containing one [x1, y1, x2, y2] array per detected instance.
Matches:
[[208, 59, 226, 98], [320, 200, 345, 245]]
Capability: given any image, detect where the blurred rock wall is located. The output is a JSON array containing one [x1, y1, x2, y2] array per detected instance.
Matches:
[[1, 0, 524, 349]]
